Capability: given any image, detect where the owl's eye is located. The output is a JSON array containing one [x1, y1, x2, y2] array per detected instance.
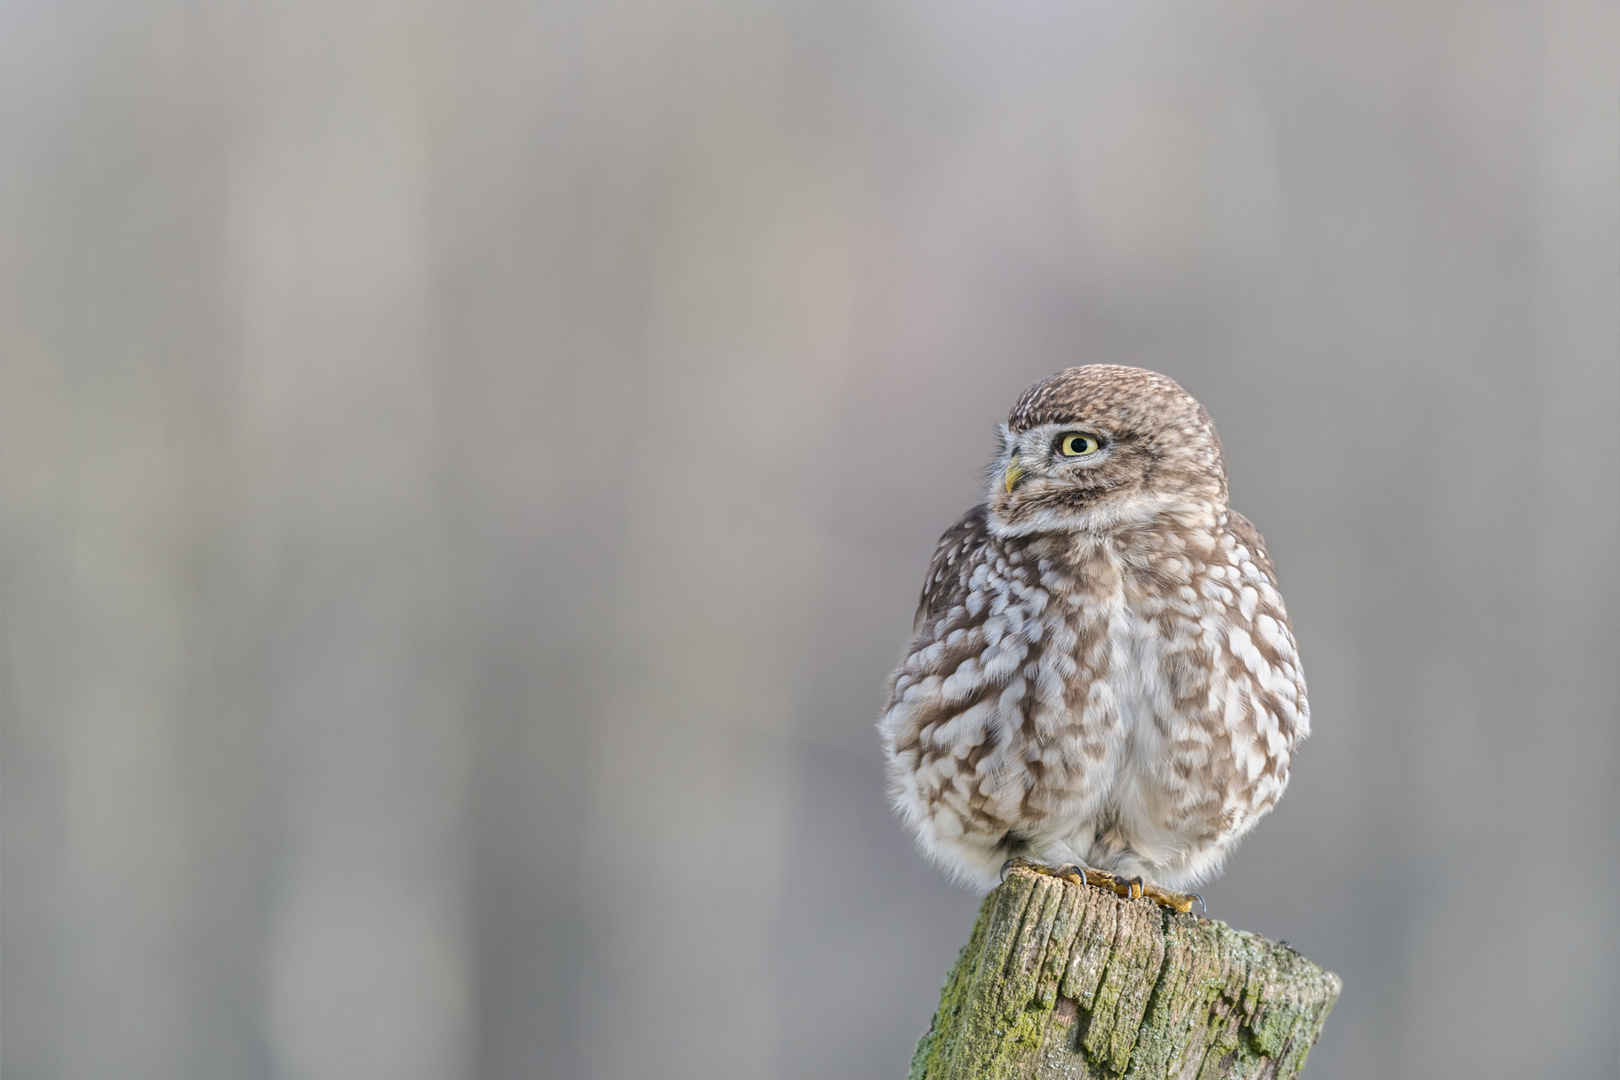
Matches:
[[1056, 433, 1102, 457]]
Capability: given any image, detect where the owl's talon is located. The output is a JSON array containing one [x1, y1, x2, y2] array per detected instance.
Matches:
[[999, 856, 1043, 882], [1135, 880, 1205, 914], [1189, 892, 1206, 915], [998, 857, 1091, 887], [1000, 860, 1200, 914]]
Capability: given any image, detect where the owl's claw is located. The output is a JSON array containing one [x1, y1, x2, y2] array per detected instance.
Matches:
[[1000, 856, 1091, 887], [1136, 880, 1204, 915], [1000, 856, 1040, 882], [998, 858, 1205, 914], [1000, 856, 1086, 886]]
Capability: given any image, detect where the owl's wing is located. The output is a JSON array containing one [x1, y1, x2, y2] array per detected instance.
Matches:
[[1226, 508, 1310, 744], [1227, 510, 1278, 587], [916, 504, 992, 631]]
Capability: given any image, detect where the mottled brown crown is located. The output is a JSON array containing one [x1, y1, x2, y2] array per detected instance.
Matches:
[[1008, 365, 1202, 433]]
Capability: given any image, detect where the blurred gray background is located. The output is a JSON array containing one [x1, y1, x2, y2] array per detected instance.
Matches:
[[3, 1, 1617, 1078]]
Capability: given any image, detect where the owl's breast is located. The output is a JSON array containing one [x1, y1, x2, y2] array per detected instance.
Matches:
[[1028, 549, 1188, 773]]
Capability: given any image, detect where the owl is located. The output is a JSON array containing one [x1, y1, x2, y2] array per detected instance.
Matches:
[[879, 366, 1309, 911]]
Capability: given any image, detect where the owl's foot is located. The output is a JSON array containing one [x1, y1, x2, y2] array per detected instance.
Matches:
[[999, 857, 1205, 915], [1132, 878, 1204, 915], [1066, 867, 1204, 914]]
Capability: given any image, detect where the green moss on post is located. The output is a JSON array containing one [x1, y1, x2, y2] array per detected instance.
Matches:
[[909, 868, 1340, 1080]]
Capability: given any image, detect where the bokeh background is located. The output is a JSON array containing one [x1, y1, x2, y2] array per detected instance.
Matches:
[[4, 1, 1617, 1078]]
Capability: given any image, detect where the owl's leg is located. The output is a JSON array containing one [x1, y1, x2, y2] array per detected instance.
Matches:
[[1000, 857, 1205, 914]]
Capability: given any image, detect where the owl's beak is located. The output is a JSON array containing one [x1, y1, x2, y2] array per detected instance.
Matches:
[[1003, 457, 1026, 494]]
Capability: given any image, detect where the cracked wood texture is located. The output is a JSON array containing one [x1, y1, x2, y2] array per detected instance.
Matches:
[[909, 868, 1340, 1080]]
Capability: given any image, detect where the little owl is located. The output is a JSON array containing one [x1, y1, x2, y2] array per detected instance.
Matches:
[[879, 366, 1309, 911]]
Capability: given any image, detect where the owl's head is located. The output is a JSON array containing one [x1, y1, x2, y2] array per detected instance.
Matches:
[[986, 365, 1228, 537]]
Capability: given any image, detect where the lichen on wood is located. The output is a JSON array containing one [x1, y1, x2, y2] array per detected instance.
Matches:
[[908, 867, 1340, 1080]]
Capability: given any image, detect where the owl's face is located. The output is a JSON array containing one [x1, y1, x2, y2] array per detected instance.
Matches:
[[985, 365, 1228, 537]]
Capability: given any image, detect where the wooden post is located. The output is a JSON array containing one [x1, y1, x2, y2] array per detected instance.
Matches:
[[909, 867, 1340, 1080]]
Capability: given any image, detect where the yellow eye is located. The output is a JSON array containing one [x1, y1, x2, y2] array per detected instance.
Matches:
[[1057, 433, 1101, 457]]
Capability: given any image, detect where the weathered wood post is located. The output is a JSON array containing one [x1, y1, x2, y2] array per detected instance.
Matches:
[[909, 867, 1339, 1079]]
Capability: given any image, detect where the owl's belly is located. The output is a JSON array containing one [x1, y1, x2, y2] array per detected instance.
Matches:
[[1035, 599, 1233, 886]]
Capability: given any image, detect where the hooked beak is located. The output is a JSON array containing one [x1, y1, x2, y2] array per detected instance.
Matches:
[[1003, 456, 1026, 494]]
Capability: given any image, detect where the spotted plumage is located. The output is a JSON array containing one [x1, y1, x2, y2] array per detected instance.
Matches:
[[879, 366, 1309, 893]]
